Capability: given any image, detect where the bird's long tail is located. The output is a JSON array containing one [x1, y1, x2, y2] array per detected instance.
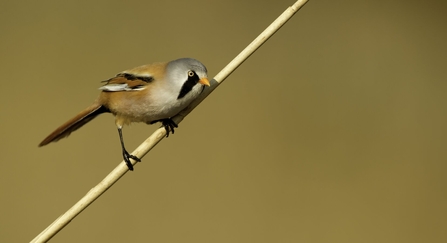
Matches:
[[39, 103, 109, 146]]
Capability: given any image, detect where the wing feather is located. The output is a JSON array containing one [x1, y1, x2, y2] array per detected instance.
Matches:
[[100, 73, 153, 92]]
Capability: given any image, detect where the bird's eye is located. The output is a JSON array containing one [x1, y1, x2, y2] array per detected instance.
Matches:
[[187, 71, 195, 77]]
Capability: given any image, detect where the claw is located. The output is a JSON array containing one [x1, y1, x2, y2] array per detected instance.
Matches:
[[150, 118, 178, 137], [161, 119, 178, 137], [122, 150, 140, 171]]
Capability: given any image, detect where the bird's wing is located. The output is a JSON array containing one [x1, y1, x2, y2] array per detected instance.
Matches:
[[99, 73, 154, 91]]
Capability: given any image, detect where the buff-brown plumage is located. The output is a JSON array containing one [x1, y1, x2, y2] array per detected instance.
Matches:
[[39, 58, 209, 170]]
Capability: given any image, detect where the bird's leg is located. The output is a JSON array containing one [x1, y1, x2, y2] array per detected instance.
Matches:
[[150, 118, 178, 137], [117, 127, 140, 171]]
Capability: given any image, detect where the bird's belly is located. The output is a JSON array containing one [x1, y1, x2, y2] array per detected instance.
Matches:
[[113, 93, 193, 124]]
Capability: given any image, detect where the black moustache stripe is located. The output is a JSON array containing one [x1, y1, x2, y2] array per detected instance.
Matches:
[[177, 72, 200, 99]]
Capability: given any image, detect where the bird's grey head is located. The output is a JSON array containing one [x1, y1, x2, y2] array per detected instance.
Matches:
[[167, 58, 207, 80], [166, 58, 210, 99]]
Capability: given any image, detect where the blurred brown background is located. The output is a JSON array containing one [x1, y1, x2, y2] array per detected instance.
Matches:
[[1, 0, 446, 242]]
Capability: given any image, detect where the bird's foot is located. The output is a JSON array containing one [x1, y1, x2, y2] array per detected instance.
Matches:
[[122, 149, 141, 171], [150, 118, 178, 137]]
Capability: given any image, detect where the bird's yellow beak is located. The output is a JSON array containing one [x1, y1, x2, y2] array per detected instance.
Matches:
[[199, 78, 210, 86]]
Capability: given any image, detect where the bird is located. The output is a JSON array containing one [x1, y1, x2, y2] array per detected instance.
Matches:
[[39, 58, 210, 171]]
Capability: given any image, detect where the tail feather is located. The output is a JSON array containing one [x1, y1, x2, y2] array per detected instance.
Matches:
[[39, 103, 109, 146]]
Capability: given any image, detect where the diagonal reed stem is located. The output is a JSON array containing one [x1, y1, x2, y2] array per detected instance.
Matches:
[[31, 0, 309, 242]]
